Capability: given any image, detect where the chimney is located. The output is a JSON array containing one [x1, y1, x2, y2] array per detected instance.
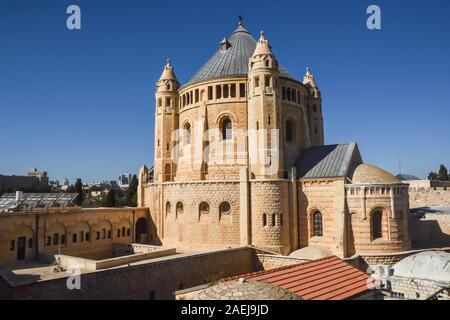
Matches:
[[16, 191, 23, 201]]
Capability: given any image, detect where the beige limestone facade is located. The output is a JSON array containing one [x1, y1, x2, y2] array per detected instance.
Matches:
[[0, 207, 150, 266], [138, 22, 411, 257]]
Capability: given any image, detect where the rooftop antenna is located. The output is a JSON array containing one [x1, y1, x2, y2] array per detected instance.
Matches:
[[398, 155, 402, 175]]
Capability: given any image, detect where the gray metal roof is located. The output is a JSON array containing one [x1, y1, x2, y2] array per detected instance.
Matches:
[[396, 173, 420, 181], [187, 25, 295, 85], [0, 193, 79, 212], [294, 142, 362, 179]]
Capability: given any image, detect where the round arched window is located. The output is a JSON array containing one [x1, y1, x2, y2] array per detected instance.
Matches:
[[219, 202, 231, 215], [286, 120, 295, 142], [372, 211, 383, 240], [184, 123, 191, 145], [176, 202, 184, 215], [199, 202, 210, 215], [222, 118, 232, 140], [313, 211, 323, 237]]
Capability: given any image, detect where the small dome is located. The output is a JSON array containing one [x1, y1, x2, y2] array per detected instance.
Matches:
[[196, 279, 302, 300], [351, 163, 401, 184], [289, 246, 333, 260], [393, 251, 450, 283]]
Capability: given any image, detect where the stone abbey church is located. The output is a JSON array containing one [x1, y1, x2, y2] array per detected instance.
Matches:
[[138, 21, 411, 257]]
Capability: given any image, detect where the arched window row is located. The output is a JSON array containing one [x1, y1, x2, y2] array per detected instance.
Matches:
[[165, 201, 232, 217], [180, 83, 246, 109], [43, 221, 132, 247], [282, 86, 304, 105], [346, 187, 407, 196]]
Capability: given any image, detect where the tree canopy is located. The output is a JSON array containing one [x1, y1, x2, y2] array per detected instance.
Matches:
[[102, 189, 116, 207], [428, 164, 449, 181], [74, 178, 83, 206]]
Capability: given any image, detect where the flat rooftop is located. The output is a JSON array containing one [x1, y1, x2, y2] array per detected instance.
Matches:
[[0, 248, 215, 287]]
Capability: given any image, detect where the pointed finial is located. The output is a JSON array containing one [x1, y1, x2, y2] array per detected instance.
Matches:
[[303, 67, 318, 89], [259, 31, 267, 42], [252, 30, 272, 56], [159, 58, 177, 81], [238, 15, 243, 26]]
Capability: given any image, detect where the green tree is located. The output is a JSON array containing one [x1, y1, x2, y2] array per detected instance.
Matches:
[[428, 171, 438, 180], [74, 178, 83, 206], [125, 175, 138, 207], [102, 189, 116, 207], [438, 164, 449, 181]]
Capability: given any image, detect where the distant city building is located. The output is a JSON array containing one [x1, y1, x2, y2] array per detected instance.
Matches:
[[118, 173, 132, 188], [404, 179, 450, 189], [0, 168, 50, 194], [101, 180, 119, 189], [49, 180, 60, 190], [396, 173, 450, 189], [0, 191, 79, 212], [396, 173, 420, 181]]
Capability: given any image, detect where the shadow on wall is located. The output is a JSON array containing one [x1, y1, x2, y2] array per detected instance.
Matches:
[[137, 213, 162, 246], [148, 215, 162, 246], [410, 208, 450, 249]]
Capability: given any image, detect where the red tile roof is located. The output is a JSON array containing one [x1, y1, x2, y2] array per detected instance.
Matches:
[[225, 256, 378, 300]]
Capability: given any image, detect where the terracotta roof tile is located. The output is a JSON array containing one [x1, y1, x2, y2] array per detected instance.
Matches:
[[224, 256, 378, 300]]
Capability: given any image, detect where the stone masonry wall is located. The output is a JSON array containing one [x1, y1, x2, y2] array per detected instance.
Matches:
[[0, 207, 150, 266], [390, 277, 450, 300], [255, 254, 309, 270], [144, 181, 241, 251], [0, 247, 254, 300], [250, 180, 290, 255], [409, 188, 450, 208], [298, 179, 345, 256]]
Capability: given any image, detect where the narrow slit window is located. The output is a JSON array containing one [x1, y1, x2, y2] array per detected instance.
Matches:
[[208, 86, 213, 100], [230, 84, 236, 97], [265, 75, 271, 87], [239, 83, 246, 98], [216, 85, 222, 99], [313, 212, 323, 237], [223, 85, 229, 98]]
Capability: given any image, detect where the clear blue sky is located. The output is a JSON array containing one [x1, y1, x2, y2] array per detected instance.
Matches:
[[0, 0, 449, 183]]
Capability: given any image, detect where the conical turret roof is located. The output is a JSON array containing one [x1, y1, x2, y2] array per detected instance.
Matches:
[[159, 59, 177, 81], [252, 31, 273, 56], [187, 23, 295, 85]]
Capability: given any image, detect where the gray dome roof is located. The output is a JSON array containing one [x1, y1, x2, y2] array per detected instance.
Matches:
[[187, 24, 295, 85], [196, 279, 302, 300], [393, 251, 450, 283]]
